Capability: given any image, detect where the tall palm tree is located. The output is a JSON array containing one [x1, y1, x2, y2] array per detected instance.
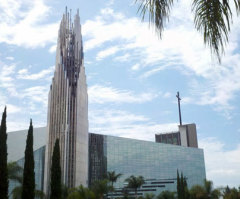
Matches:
[[135, 0, 240, 62], [107, 171, 122, 198], [125, 175, 145, 199], [107, 171, 122, 187]]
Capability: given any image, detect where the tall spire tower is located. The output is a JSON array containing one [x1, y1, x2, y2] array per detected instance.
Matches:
[[44, 8, 88, 194]]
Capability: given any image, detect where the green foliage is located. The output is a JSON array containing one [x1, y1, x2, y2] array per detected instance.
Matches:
[[177, 170, 180, 199], [92, 179, 112, 199], [157, 191, 175, 199], [135, 0, 240, 62], [189, 185, 206, 199], [223, 186, 240, 199], [8, 161, 23, 184], [50, 139, 61, 199], [0, 107, 8, 199], [67, 185, 95, 199], [177, 171, 188, 199], [8, 162, 45, 199], [189, 180, 221, 199], [144, 193, 155, 199], [21, 119, 35, 199], [107, 171, 122, 187], [125, 175, 145, 199]]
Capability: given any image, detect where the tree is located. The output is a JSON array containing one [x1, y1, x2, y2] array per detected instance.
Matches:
[[177, 170, 180, 199], [0, 107, 8, 199], [203, 180, 220, 199], [21, 119, 35, 199], [8, 162, 45, 199], [157, 191, 175, 199], [8, 161, 23, 199], [177, 171, 188, 199], [125, 175, 145, 199], [180, 173, 185, 199], [50, 139, 61, 199], [189, 185, 206, 199], [8, 162, 23, 184], [107, 171, 122, 187], [144, 193, 155, 199], [92, 179, 111, 199], [223, 186, 240, 199], [67, 185, 95, 199], [136, 0, 240, 62], [189, 180, 220, 199]]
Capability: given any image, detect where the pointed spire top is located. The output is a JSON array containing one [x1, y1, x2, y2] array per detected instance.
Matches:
[[77, 9, 79, 16]]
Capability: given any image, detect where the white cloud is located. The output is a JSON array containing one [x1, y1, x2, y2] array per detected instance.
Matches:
[[6, 56, 14, 60], [96, 46, 120, 60], [22, 86, 49, 106], [17, 66, 54, 80], [131, 63, 140, 71], [0, 64, 18, 97], [89, 108, 178, 141], [88, 84, 158, 104], [49, 44, 57, 53], [199, 138, 240, 187], [82, 5, 240, 116], [114, 53, 130, 62], [0, 102, 21, 114], [0, 0, 59, 48], [163, 92, 171, 98]]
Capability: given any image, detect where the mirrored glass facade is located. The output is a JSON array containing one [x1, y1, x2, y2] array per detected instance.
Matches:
[[89, 133, 206, 196], [9, 146, 45, 198]]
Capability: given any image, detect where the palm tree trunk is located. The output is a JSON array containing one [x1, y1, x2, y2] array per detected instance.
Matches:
[[135, 189, 138, 199]]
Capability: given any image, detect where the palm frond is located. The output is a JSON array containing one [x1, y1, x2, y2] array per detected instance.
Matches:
[[234, 0, 240, 14], [192, 0, 232, 62], [136, 0, 174, 38]]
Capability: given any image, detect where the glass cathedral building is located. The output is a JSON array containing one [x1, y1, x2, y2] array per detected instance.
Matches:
[[89, 133, 205, 196], [8, 128, 206, 198]]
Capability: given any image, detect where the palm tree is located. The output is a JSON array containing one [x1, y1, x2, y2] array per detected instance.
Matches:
[[107, 171, 122, 198], [107, 171, 122, 187], [135, 0, 240, 62], [7, 162, 45, 199], [125, 175, 145, 199], [8, 162, 23, 184]]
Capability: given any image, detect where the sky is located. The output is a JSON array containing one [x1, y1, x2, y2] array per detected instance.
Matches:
[[0, 0, 239, 188]]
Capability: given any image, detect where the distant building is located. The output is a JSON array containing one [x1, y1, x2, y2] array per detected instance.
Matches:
[[155, 123, 198, 148]]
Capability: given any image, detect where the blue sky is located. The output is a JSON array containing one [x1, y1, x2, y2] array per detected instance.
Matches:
[[0, 0, 239, 188]]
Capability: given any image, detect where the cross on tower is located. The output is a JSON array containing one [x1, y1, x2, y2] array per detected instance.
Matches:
[[176, 91, 182, 126]]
